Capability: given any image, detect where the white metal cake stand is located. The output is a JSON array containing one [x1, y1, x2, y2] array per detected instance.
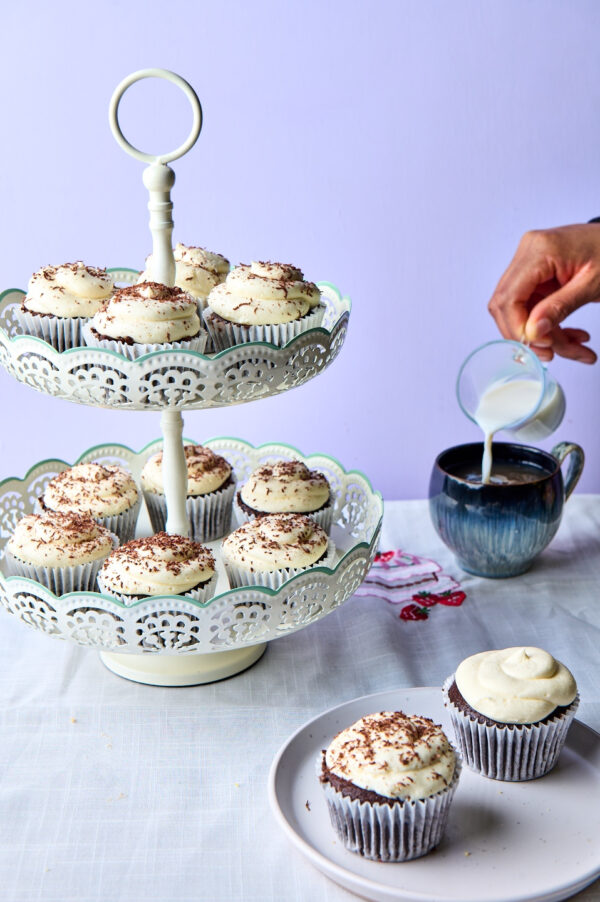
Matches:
[[0, 439, 382, 685], [0, 69, 379, 686]]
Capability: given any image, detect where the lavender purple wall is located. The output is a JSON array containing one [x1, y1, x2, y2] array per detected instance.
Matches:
[[2, 0, 600, 499]]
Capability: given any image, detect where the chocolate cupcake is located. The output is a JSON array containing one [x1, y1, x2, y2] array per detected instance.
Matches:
[[203, 261, 325, 350], [319, 711, 460, 861], [15, 262, 114, 351], [139, 244, 229, 313], [4, 510, 118, 595], [82, 282, 207, 358], [443, 647, 579, 781], [39, 463, 141, 543], [97, 532, 216, 605], [221, 512, 335, 589], [235, 460, 333, 534], [141, 444, 235, 541]]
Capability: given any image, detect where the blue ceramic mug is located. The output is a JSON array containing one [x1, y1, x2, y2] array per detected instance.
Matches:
[[429, 442, 584, 578]]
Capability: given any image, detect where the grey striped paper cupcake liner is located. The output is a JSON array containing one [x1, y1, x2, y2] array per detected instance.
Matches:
[[143, 479, 236, 542], [319, 753, 461, 862], [442, 675, 579, 781]]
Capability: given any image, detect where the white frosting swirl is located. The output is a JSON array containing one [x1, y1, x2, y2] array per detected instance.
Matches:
[[455, 647, 577, 724], [140, 244, 229, 299], [99, 532, 215, 596], [24, 262, 114, 317], [7, 511, 115, 567], [325, 711, 456, 802], [207, 261, 321, 325], [240, 461, 329, 513], [141, 444, 232, 496], [43, 463, 139, 517], [222, 513, 328, 572], [90, 282, 201, 344]]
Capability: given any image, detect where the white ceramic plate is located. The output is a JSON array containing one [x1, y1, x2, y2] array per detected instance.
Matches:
[[268, 687, 600, 902]]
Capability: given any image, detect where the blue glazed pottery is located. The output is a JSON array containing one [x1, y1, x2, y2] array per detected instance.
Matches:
[[429, 442, 584, 578]]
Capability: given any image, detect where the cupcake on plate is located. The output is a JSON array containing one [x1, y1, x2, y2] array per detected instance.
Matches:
[[141, 443, 235, 541], [443, 646, 578, 781], [97, 532, 216, 604], [139, 244, 229, 312], [15, 262, 114, 351], [221, 512, 335, 589], [235, 460, 333, 534], [203, 261, 324, 351], [4, 510, 118, 595], [39, 463, 141, 543], [319, 711, 460, 862], [82, 282, 207, 359]]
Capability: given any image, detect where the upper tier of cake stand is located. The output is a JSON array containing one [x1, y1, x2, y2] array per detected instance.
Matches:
[[0, 438, 382, 656], [0, 271, 350, 411]]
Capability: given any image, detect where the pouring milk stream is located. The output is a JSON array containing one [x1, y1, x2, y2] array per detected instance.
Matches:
[[457, 341, 566, 483], [475, 380, 550, 483]]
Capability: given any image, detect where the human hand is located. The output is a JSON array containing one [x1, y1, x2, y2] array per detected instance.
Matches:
[[487, 224, 600, 363]]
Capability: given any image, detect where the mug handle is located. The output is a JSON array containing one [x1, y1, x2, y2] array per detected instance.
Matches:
[[551, 442, 585, 500]]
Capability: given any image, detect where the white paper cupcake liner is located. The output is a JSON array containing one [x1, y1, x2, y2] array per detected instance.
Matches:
[[96, 498, 142, 544], [233, 493, 334, 534], [143, 479, 236, 542], [319, 754, 461, 861], [202, 304, 326, 351], [223, 538, 336, 590], [96, 571, 218, 606], [4, 532, 119, 596], [14, 307, 87, 352], [36, 495, 141, 545], [192, 300, 216, 353], [442, 675, 580, 781], [81, 321, 208, 359]]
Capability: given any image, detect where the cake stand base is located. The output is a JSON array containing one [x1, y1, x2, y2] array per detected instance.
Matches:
[[99, 643, 267, 687]]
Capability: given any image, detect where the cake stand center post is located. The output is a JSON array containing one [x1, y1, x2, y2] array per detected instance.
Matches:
[[109, 68, 205, 538], [142, 162, 176, 287], [160, 410, 189, 536], [142, 160, 189, 536]]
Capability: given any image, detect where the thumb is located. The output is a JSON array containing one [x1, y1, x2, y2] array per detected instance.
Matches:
[[525, 272, 598, 341]]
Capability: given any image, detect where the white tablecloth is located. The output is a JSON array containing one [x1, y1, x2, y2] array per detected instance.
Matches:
[[1, 497, 599, 902]]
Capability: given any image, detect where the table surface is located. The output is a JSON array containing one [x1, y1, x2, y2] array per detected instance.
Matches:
[[1, 496, 599, 902]]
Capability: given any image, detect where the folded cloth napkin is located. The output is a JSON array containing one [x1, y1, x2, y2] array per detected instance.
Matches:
[[355, 549, 466, 620]]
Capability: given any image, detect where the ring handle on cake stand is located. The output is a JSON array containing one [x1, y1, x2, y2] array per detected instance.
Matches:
[[109, 68, 203, 538]]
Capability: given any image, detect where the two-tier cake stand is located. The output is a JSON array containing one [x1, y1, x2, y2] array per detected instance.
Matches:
[[0, 69, 382, 686]]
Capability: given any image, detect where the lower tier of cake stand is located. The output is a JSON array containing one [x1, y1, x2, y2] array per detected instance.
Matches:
[[0, 438, 383, 689], [100, 642, 267, 686]]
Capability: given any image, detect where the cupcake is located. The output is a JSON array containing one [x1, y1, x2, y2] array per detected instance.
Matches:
[[141, 443, 235, 541], [15, 262, 114, 351], [97, 532, 217, 604], [82, 282, 207, 358], [39, 463, 141, 543], [443, 646, 579, 781], [221, 512, 335, 589], [319, 711, 460, 862], [203, 261, 325, 351], [235, 460, 333, 533], [139, 244, 229, 312], [4, 510, 118, 595]]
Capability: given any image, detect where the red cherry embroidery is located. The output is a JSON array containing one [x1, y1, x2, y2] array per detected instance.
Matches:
[[399, 604, 429, 621], [374, 551, 395, 563]]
